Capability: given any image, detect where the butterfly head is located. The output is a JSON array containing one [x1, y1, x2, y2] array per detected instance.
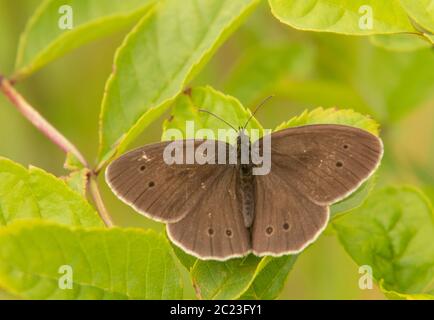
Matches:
[[198, 96, 274, 134], [237, 127, 250, 150]]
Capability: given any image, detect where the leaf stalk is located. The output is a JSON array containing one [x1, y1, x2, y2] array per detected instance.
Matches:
[[0, 77, 89, 167], [0, 75, 114, 227]]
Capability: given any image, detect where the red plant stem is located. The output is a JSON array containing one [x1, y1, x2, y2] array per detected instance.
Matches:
[[1, 76, 115, 227], [0, 77, 88, 168]]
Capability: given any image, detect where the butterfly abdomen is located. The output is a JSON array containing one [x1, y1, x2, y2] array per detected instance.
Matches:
[[237, 164, 255, 228], [236, 130, 256, 228]]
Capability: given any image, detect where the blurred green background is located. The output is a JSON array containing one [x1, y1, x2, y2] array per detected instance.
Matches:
[[1, 0, 433, 299]]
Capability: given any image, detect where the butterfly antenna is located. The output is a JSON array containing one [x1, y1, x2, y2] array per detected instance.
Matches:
[[198, 109, 238, 131], [243, 95, 274, 129]]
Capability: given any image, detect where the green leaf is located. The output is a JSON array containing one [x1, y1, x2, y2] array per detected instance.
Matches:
[[61, 168, 90, 197], [380, 280, 434, 300], [400, 0, 434, 33], [191, 255, 260, 299], [269, 0, 414, 35], [14, 0, 156, 79], [275, 107, 380, 136], [63, 153, 90, 197], [370, 33, 432, 51], [224, 43, 315, 105], [334, 186, 434, 298], [170, 241, 197, 272], [162, 86, 263, 144], [0, 157, 102, 227], [98, 0, 260, 166], [64, 152, 85, 171], [239, 255, 297, 299], [330, 176, 376, 218], [191, 254, 297, 300], [0, 220, 183, 299]]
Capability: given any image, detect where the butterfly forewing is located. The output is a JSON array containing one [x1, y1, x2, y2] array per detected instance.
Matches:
[[251, 124, 382, 255], [106, 140, 235, 223], [259, 124, 383, 205]]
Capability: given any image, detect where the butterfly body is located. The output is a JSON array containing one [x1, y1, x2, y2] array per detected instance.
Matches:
[[106, 124, 383, 261], [236, 130, 256, 228]]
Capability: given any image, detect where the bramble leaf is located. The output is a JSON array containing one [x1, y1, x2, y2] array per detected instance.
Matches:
[[61, 168, 90, 197], [400, 0, 434, 33], [334, 186, 434, 299], [14, 0, 156, 78], [239, 255, 297, 300], [0, 157, 102, 227], [64, 152, 85, 171], [98, 0, 260, 166], [162, 86, 263, 144], [330, 177, 376, 218], [191, 255, 260, 300], [269, 0, 414, 35], [0, 220, 183, 299], [190, 254, 297, 300], [170, 241, 197, 272], [275, 107, 380, 136], [380, 281, 434, 300]]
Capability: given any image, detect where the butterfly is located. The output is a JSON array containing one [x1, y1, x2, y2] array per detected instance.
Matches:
[[106, 110, 383, 261]]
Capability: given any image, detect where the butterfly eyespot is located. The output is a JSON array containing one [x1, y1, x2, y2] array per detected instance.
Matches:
[[283, 223, 290, 231], [139, 165, 146, 172], [265, 226, 274, 235], [343, 144, 349, 149], [336, 161, 343, 168], [225, 229, 233, 237], [148, 181, 155, 187], [207, 228, 214, 236]]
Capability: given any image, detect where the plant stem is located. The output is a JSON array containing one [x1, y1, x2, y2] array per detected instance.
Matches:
[[0, 77, 89, 168], [89, 174, 114, 227], [1, 75, 115, 227]]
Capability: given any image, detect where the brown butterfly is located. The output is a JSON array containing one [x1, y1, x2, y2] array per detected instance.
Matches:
[[106, 114, 383, 261]]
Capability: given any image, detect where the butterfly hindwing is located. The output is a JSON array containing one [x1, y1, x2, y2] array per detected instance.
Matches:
[[167, 166, 251, 260], [253, 172, 328, 255]]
